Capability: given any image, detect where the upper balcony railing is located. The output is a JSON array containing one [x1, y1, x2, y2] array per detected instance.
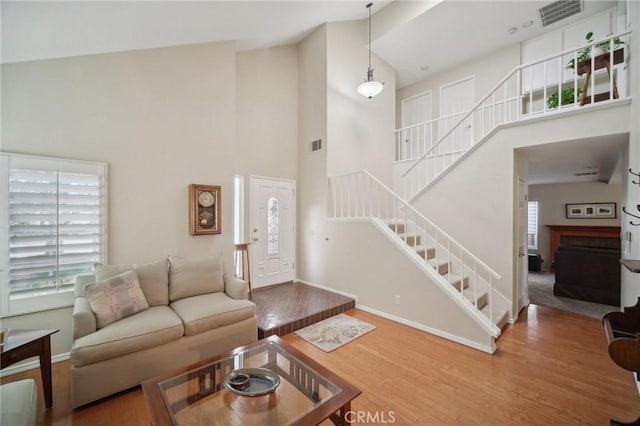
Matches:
[[394, 110, 469, 162], [399, 30, 631, 200]]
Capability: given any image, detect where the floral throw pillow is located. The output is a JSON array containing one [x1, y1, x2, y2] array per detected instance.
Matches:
[[85, 270, 149, 328]]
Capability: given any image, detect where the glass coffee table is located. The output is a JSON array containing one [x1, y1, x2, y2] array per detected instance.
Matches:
[[142, 335, 361, 425]]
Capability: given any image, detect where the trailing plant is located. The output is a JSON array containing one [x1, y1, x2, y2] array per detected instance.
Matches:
[[546, 87, 582, 109], [565, 32, 624, 70]]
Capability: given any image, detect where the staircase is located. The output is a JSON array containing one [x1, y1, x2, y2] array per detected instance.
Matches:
[[328, 170, 510, 335], [326, 31, 632, 348], [399, 30, 631, 201], [386, 219, 509, 329]]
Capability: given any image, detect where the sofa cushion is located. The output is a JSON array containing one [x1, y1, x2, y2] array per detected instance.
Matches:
[[170, 293, 255, 336], [85, 270, 150, 329], [71, 306, 184, 367], [95, 259, 169, 306], [168, 256, 224, 302]]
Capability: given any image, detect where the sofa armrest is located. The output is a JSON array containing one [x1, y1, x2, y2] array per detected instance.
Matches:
[[72, 297, 97, 339], [223, 273, 249, 300]]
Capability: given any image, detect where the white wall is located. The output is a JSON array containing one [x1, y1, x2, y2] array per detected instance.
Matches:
[[236, 46, 299, 237], [1, 41, 301, 357], [325, 221, 494, 351], [2, 42, 238, 266], [297, 26, 329, 285], [529, 181, 622, 271], [236, 46, 298, 180], [326, 21, 396, 186], [297, 20, 397, 285]]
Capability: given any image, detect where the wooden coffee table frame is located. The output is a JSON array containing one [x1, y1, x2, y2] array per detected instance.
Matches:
[[0, 328, 59, 408], [142, 335, 361, 425]]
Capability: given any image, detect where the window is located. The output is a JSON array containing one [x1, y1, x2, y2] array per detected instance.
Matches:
[[1, 153, 107, 317], [528, 201, 538, 249], [267, 197, 279, 254]]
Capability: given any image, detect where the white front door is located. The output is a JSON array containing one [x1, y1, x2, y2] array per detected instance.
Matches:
[[250, 177, 295, 288], [517, 177, 530, 312], [439, 76, 474, 153]]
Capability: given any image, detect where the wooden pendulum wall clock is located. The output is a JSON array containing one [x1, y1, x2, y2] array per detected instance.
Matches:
[[189, 184, 222, 235]]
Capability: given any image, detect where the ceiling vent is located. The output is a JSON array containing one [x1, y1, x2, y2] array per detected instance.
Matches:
[[538, 0, 583, 27]]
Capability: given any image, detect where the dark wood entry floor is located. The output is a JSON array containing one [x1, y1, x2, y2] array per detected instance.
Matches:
[[251, 282, 355, 338]]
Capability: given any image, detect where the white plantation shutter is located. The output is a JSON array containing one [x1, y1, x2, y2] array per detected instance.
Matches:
[[1, 153, 107, 316], [527, 201, 538, 249]]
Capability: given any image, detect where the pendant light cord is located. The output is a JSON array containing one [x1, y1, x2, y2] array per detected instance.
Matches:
[[367, 2, 372, 70]]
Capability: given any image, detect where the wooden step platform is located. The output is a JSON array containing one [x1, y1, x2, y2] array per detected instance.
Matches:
[[252, 282, 355, 338]]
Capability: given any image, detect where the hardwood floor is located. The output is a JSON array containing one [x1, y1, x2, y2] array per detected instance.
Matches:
[[2, 305, 638, 425]]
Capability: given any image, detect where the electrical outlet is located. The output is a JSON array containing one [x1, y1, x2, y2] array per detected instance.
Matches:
[[395, 295, 400, 304]]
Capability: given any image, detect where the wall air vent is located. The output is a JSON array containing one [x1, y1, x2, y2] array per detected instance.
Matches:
[[310, 139, 322, 152], [538, 0, 583, 27]]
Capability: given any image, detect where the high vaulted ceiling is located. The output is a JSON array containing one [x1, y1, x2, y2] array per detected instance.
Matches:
[[1, 0, 626, 186], [2, 0, 618, 78], [0, 1, 390, 64]]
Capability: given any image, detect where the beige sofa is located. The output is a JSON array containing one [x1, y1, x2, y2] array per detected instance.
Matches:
[[70, 256, 257, 408]]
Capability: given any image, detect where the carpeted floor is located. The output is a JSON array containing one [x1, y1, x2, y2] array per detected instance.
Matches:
[[527, 272, 619, 320]]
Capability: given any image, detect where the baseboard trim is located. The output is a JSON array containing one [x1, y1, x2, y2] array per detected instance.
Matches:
[[355, 304, 496, 354], [0, 352, 70, 378], [295, 278, 497, 354], [294, 279, 359, 303]]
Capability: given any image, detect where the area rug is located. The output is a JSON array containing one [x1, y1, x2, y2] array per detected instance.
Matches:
[[528, 272, 619, 320], [295, 314, 375, 352]]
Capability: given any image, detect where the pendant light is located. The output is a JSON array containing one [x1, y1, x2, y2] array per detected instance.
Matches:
[[358, 2, 384, 99]]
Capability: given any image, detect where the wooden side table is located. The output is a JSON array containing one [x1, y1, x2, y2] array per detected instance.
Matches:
[[1, 328, 59, 408], [577, 48, 624, 106]]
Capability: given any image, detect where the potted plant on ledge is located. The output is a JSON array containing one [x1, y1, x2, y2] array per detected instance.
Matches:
[[565, 31, 624, 71], [546, 87, 582, 109]]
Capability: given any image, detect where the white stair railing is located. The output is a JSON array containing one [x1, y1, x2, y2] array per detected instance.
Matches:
[[401, 30, 631, 200], [328, 170, 506, 330], [394, 110, 469, 162]]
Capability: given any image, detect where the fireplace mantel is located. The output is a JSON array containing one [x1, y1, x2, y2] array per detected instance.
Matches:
[[547, 225, 621, 269]]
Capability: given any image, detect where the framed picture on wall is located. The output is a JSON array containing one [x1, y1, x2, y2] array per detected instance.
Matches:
[[566, 205, 585, 218], [566, 202, 616, 219], [595, 203, 616, 218]]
